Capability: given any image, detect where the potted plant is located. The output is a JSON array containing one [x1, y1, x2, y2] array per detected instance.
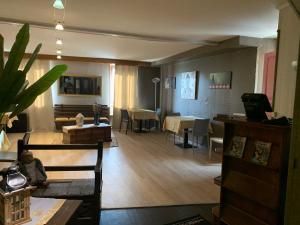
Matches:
[[0, 23, 67, 128]]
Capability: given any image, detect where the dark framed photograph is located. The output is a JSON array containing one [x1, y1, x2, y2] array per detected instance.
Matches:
[[252, 141, 272, 166], [164, 76, 176, 89], [209, 71, 232, 89], [228, 136, 247, 158]]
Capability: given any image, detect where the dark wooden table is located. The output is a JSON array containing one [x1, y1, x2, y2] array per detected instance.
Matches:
[[46, 200, 82, 225], [62, 123, 112, 144]]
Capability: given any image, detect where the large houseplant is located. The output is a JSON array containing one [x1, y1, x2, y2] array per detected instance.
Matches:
[[0, 23, 67, 126]]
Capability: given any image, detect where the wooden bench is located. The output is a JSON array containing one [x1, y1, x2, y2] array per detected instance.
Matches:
[[17, 133, 103, 225]]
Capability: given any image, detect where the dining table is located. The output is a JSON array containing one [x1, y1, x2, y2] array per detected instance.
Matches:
[[163, 115, 211, 148], [128, 109, 159, 133]]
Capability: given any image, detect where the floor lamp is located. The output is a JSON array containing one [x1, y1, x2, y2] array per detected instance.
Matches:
[[152, 77, 160, 111]]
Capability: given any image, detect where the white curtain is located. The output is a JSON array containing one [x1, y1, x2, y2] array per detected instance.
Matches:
[[21, 60, 55, 131], [113, 65, 138, 129]]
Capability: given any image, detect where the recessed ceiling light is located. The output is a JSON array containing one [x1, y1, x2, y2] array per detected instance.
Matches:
[[53, 0, 64, 9], [55, 22, 64, 31], [56, 50, 62, 54], [57, 55, 62, 59], [56, 39, 63, 45]]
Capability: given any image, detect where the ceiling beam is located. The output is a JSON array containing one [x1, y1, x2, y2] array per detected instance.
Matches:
[[152, 36, 261, 65], [0, 17, 220, 46], [4, 52, 152, 66]]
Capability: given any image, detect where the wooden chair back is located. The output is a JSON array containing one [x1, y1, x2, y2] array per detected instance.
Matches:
[[17, 133, 103, 224]]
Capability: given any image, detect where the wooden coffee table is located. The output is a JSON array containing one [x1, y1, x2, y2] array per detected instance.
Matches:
[[62, 123, 112, 144]]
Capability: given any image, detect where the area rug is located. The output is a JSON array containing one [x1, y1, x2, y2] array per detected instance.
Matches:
[[104, 136, 118, 148], [165, 215, 210, 225]]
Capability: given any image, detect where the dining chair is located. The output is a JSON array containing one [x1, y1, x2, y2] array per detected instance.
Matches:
[[209, 120, 224, 159], [119, 109, 132, 134], [191, 118, 210, 150], [145, 108, 162, 131]]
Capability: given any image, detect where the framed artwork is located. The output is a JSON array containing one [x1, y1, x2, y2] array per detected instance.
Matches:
[[209, 71, 232, 89], [59, 74, 101, 96], [228, 136, 247, 158], [164, 77, 176, 89], [252, 141, 272, 166], [181, 71, 197, 99]]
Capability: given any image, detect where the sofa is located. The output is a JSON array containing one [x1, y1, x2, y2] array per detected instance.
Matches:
[[54, 104, 110, 130]]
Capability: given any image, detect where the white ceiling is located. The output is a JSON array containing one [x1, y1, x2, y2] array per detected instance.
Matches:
[[0, 0, 279, 61]]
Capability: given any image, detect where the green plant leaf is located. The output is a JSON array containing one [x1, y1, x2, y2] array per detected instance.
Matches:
[[0, 70, 25, 113], [0, 69, 26, 111], [0, 34, 3, 78], [23, 43, 42, 74], [3, 23, 29, 78], [16, 80, 29, 97], [11, 64, 67, 118]]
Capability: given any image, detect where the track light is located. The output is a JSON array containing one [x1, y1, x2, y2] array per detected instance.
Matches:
[[53, 0, 64, 9], [57, 55, 62, 59], [56, 39, 63, 45], [55, 22, 64, 31], [56, 50, 62, 54]]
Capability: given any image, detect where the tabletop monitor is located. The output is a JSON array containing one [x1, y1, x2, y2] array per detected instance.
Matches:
[[241, 93, 272, 121]]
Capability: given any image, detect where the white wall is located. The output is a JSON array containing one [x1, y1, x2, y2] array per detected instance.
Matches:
[[274, 5, 300, 117], [255, 38, 277, 93], [50, 60, 110, 105]]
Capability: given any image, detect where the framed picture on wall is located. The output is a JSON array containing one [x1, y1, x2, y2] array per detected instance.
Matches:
[[59, 74, 102, 96], [181, 71, 197, 99], [209, 71, 232, 89], [164, 76, 176, 89]]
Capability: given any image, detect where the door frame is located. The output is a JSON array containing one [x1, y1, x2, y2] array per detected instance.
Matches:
[[285, 40, 300, 225]]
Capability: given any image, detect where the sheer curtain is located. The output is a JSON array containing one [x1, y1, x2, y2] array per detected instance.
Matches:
[[112, 65, 138, 129], [21, 60, 55, 131]]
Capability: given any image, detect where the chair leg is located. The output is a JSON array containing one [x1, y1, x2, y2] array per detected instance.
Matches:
[[126, 121, 129, 134], [206, 135, 210, 148], [119, 119, 122, 132], [209, 139, 213, 160], [192, 136, 194, 152]]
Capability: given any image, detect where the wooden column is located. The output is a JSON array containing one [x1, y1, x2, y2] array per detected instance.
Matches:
[[284, 40, 300, 225]]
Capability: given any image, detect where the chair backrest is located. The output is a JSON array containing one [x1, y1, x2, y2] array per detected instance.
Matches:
[[17, 134, 103, 172], [193, 118, 210, 136], [168, 112, 181, 116], [156, 108, 161, 116], [210, 120, 224, 138], [120, 109, 129, 120]]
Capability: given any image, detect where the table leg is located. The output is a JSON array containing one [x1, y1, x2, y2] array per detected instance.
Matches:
[[175, 128, 193, 148], [139, 120, 143, 132], [133, 120, 148, 133]]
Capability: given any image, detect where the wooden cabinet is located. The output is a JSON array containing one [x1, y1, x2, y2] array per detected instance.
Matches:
[[63, 125, 112, 144], [216, 117, 291, 225]]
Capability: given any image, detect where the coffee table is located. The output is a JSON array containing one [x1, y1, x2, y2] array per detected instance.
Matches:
[[62, 123, 112, 144]]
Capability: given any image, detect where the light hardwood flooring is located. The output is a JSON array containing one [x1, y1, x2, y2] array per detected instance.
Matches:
[[4, 131, 221, 208]]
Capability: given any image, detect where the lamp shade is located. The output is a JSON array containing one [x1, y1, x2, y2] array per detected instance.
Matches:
[[152, 77, 160, 83], [53, 0, 64, 9], [56, 39, 63, 45], [55, 22, 64, 31]]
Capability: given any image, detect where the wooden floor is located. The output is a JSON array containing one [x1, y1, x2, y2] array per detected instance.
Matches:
[[5, 130, 221, 208]]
